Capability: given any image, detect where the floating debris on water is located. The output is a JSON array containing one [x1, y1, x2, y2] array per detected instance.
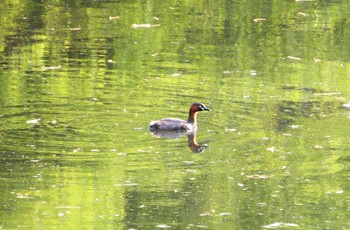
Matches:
[[218, 212, 232, 216], [289, 124, 300, 129], [109, 16, 120, 20], [41, 65, 62, 70], [156, 224, 171, 229], [73, 148, 82, 152], [250, 70, 257, 76], [171, 73, 182, 77], [314, 92, 341, 96], [225, 128, 237, 132], [200, 210, 215, 216], [70, 28, 81, 31], [26, 119, 41, 124], [16, 194, 33, 199], [56, 206, 81, 209], [287, 56, 301, 61], [341, 102, 350, 109], [246, 174, 269, 179], [114, 183, 138, 187], [262, 222, 299, 228], [131, 23, 160, 29], [297, 12, 308, 16], [253, 18, 266, 22], [267, 147, 279, 152]]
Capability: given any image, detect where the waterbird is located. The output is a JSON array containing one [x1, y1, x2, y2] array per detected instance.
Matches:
[[149, 102, 210, 133]]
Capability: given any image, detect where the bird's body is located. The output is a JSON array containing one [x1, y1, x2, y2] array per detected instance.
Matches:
[[149, 118, 193, 132]]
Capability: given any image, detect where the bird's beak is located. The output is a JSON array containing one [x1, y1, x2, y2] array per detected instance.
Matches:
[[203, 106, 211, 111]]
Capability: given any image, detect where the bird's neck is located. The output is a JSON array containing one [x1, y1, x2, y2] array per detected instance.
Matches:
[[187, 110, 197, 124]]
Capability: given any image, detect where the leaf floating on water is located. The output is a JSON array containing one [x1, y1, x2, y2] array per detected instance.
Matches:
[[156, 224, 171, 229], [70, 28, 81, 31], [114, 183, 138, 187], [246, 174, 269, 179], [289, 124, 300, 129], [225, 128, 237, 132], [195, 225, 208, 228], [267, 147, 279, 152], [131, 23, 160, 29], [297, 12, 308, 16], [109, 16, 120, 20], [341, 102, 350, 109], [314, 92, 341, 96], [218, 212, 232, 216], [200, 213, 210, 217], [200, 210, 215, 216], [253, 18, 266, 22], [250, 70, 257, 76], [30, 159, 40, 163], [26, 119, 41, 124], [287, 56, 301, 61], [41, 65, 62, 70], [48, 119, 58, 125], [171, 73, 182, 77], [56, 206, 81, 210], [16, 194, 33, 199], [137, 149, 150, 153], [262, 222, 299, 228]]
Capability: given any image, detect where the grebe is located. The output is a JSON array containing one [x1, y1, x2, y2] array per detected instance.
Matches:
[[149, 102, 210, 132]]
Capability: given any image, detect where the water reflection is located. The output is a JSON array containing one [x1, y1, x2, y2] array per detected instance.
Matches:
[[149, 130, 208, 154], [187, 133, 208, 153], [1, 0, 350, 229]]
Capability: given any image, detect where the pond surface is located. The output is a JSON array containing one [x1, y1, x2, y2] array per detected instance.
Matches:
[[1, 0, 350, 229]]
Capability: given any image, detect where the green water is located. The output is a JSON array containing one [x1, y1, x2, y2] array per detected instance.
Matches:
[[1, 0, 350, 229]]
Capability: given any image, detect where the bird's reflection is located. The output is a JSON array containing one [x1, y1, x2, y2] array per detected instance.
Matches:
[[150, 130, 208, 154], [186, 133, 208, 153]]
